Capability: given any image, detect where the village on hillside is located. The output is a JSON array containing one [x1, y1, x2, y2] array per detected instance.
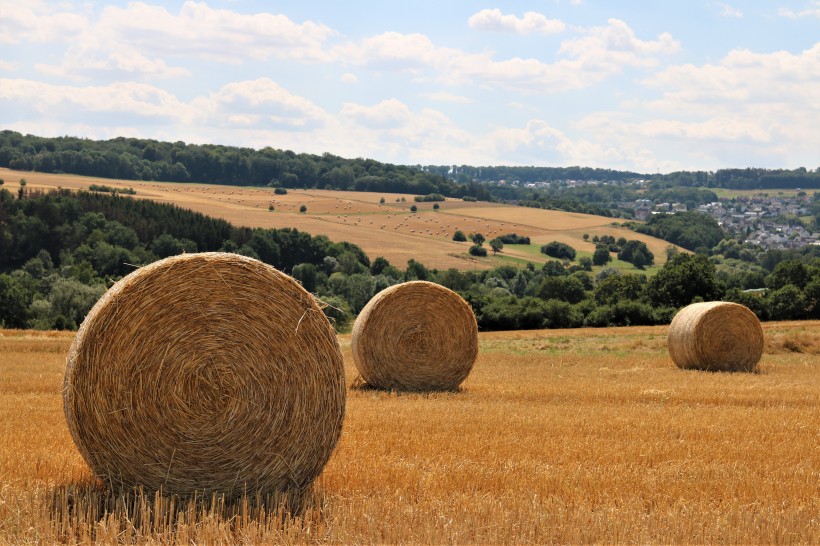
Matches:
[[691, 194, 816, 250], [503, 177, 819, 251], [628, 193, 819, 249]]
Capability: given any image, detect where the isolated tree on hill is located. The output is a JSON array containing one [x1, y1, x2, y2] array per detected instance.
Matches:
[[617, 240, 654, 268], [452, 230, 467, 242], [541, 241, 576, 260], [410, 205, 418, 212], [469, 245, 487, 257], [489, 238, 504, 254], [471, 232, 485, 246], [592, 246, 611, 266], [299, 205, 307, 213]]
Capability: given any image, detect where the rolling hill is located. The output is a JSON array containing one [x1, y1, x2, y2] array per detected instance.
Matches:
[[2, 168, 680, 271]]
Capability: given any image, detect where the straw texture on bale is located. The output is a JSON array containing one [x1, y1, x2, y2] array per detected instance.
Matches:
[[64, 252, 345, 496], [351, 281, 478, 391], [667, 301, 764, 372]]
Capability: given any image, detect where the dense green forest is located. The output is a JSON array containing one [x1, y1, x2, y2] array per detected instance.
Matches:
[[628, 212, 725, 252], [2, 189, 818, 332], [0, 131, 491, 200]]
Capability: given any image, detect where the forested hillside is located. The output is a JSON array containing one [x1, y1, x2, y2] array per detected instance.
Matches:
[[0, 131, 491, 199], [2, 189, 818, 332], [2, 131, 816, 224]]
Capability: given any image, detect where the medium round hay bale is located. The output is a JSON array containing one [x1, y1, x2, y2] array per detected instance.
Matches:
[[64, 253, 345, 496], [351, 281, 478, 391], [667, 301, 764, 372]]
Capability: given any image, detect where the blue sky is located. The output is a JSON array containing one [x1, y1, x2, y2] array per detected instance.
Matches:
[[1, 1, 818, 173]]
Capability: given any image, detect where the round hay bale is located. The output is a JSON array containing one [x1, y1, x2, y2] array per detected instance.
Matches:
[[351, 281, 478, 391], [667, 301, 764, 372], [64, 253, 345, 496]]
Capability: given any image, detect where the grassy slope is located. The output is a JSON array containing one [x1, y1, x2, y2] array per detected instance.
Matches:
[[2, 168, 678, 272]]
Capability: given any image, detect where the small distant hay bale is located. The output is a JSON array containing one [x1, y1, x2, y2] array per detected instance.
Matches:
[[667, 301, 764, 372], [64, 253, 345, 496], [351, 281, 478, 391]]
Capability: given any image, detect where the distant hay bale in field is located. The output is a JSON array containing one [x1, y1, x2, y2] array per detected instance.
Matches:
[[667, 301, 764, 372], [64, 252, 345, 496], [351, 281, 478, 391]]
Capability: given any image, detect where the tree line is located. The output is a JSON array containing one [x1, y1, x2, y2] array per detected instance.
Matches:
[[0, 131, 490, 200], [2, 189, 818, 332], [654, 168, 820, 190], [440, 164, 820, 190]]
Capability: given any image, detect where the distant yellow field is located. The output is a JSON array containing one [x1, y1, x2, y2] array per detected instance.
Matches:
[[2, 168, 679, 271], [0, 322, 817, 544]]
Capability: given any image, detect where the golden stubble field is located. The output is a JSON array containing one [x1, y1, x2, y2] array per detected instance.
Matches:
[[1, 168, 676, 271], [0, 322, 818, 544]]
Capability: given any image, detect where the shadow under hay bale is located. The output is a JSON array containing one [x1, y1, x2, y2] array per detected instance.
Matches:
[[63, 253, 345, 498], [349, 374, 465, 395], [667, 301, 764, 372], [48, 482, 314, 543], [351, 281, 478, 392]]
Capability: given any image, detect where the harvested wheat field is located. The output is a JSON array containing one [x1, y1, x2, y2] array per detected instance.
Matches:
[[0, 321, 818, 544], [1, 168, 677, 271]]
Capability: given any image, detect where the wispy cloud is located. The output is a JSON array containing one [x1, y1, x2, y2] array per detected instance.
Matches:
[[716, 2, 743, 18], [778, 1, 820, 18]]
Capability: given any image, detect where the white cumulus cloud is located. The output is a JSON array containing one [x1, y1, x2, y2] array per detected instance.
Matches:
[[194, 78, 330, 130], [7, 1, 337, 80], [343, 20, 680, 93], [0, 0, 89, 44], [0, 78, 200, 123], [468, 9, 566, 35]]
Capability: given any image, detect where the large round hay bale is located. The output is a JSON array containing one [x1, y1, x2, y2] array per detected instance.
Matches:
[[64, 253, 345, 496], [667, 301, 764, 372], [351, 281, 478, 391]]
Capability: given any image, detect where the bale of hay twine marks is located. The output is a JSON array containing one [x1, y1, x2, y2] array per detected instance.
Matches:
[[667, 301, 764, 372], [351, 281, 478, 391], [64, 252, 345, 496]]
